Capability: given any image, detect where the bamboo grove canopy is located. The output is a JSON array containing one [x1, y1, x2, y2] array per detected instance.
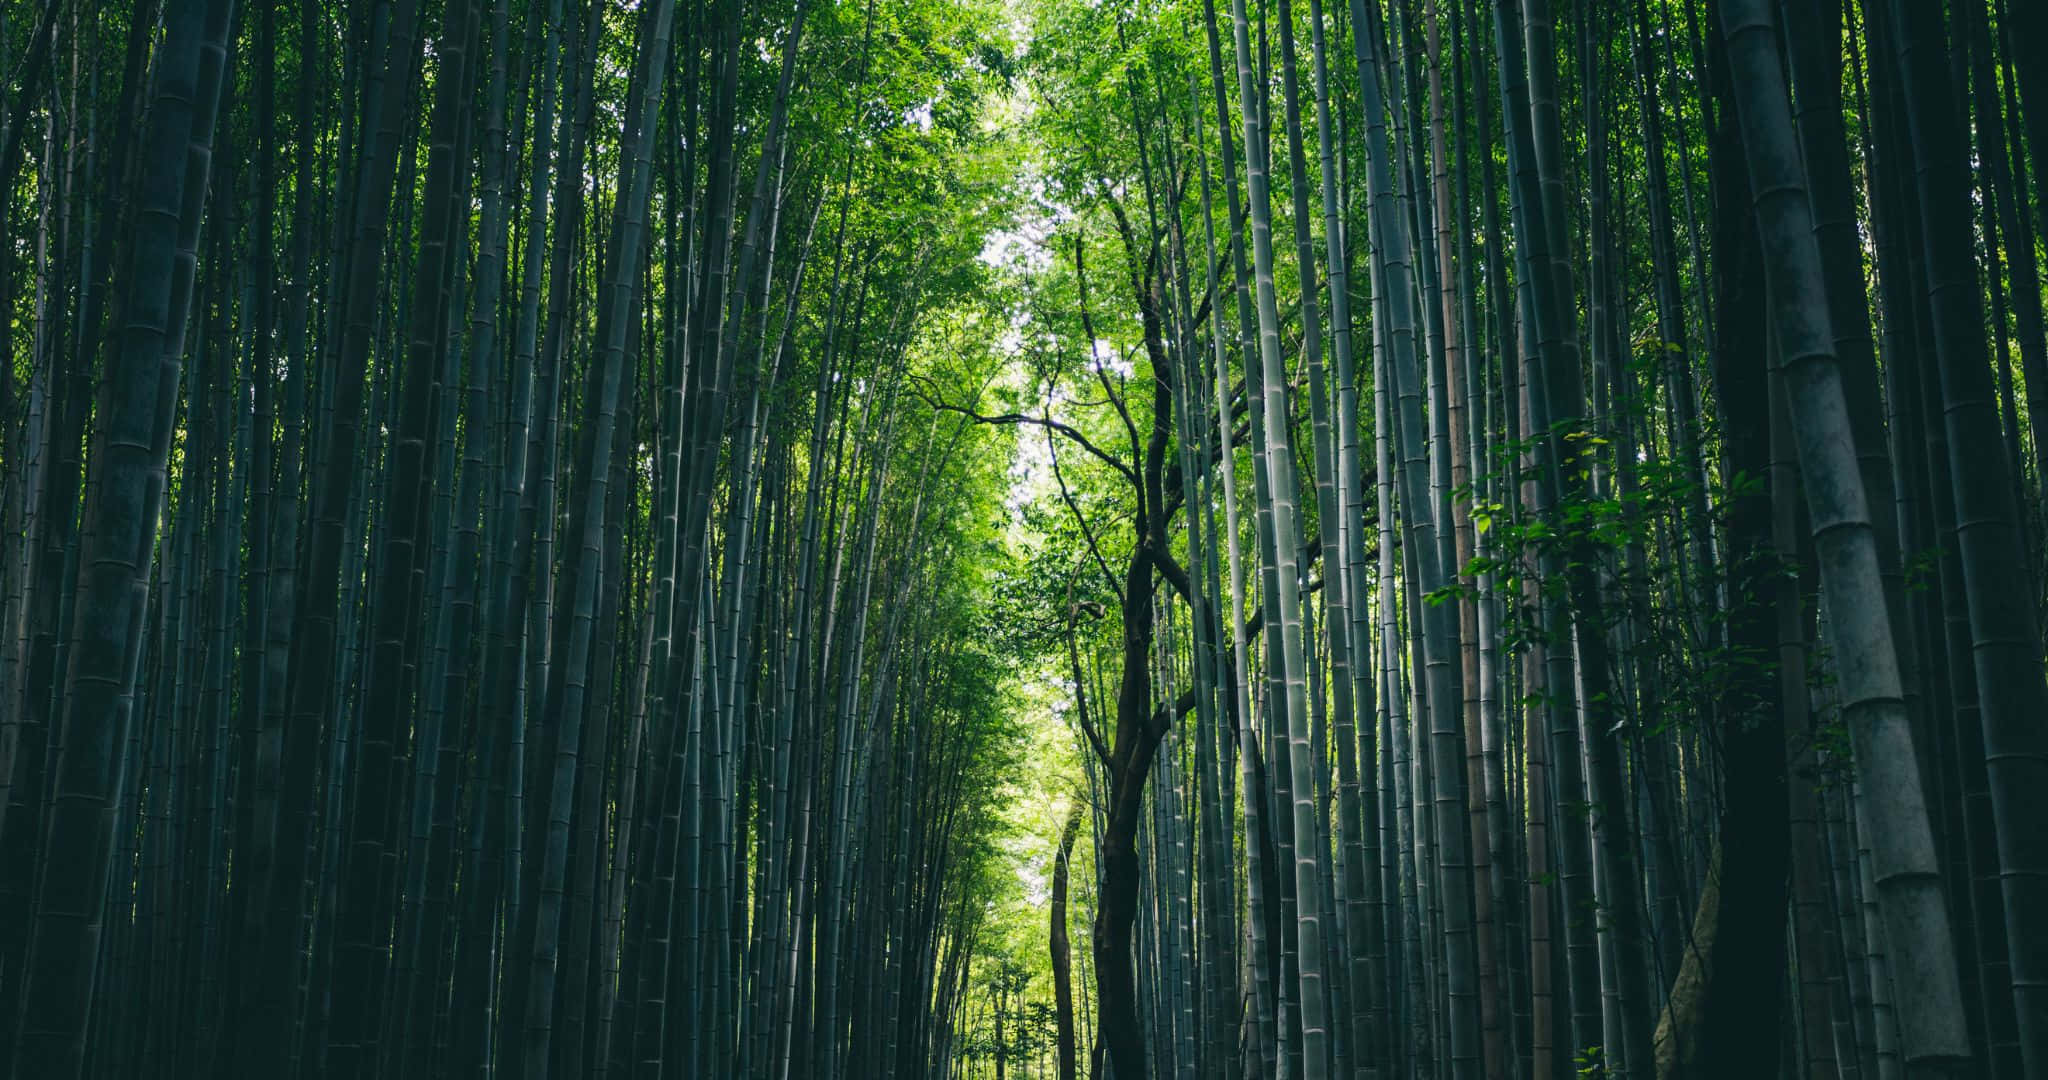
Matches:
[[2, 0, 2047, 1078]]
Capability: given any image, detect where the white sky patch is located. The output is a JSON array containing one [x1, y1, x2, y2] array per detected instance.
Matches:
[[905, 100, 934, 131], [998, 335, 1066, 527], [1090, 338, 1133, 378], [978, 171, 1068, 274], [978, 226, 1055, 273], [1004, 414, 1052, 519]]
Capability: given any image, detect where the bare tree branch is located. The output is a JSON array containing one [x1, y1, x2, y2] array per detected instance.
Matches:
[[908, 376, 1140, 487]]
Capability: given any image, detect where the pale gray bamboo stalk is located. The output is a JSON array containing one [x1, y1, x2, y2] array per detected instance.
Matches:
[[1716, 0, 1972, 1071]]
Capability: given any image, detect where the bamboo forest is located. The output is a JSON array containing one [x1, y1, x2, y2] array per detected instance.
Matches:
[[12, 0, 2048, 1076]]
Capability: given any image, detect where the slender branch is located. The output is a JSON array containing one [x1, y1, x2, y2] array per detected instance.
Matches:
[[910, 378, 1140, 487], [1048, 420, 1126, 606], [1075, 232, 1144, 471], [1067, 618, 1115, 771]]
